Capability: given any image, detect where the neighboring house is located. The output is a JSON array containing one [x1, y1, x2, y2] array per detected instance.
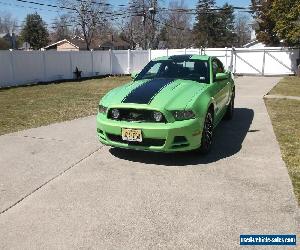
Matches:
[[243, 40, 266, 48], [243, 21, 265, 48], [19, 42, 32, 51], [42, 35, 130, 51], [97, 35, 130, 50], [244, 20, 284, 48], [43, 36, 85, 51], [43, 35, 130, 51], [43, 39, 79, 51], [243, 39, 286, 48]]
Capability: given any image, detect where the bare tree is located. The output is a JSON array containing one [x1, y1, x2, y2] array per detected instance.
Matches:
[[160, 0, 192, 48], [0, 13, 18, 34], [121, 0, 161, 49], [235, 14, 251, 47], [60, 0, 110, 50], [121, 15, 144, 49], [51, 15, 72, 42]]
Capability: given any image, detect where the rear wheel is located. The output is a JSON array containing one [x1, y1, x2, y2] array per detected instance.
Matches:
[[197, 110, 214, 154]]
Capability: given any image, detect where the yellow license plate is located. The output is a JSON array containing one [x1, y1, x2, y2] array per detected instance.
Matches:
[[122, 128, 142, 142]]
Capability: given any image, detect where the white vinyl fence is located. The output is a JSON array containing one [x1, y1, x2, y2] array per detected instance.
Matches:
[[0, 47, 298, 87]]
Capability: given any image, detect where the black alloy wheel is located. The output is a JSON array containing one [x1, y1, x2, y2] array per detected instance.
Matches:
[[198, 110, 214, 154]]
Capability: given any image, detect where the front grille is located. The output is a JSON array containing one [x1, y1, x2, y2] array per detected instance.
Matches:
[[107, 108, 167, 123], [107, 133, 165, 147]]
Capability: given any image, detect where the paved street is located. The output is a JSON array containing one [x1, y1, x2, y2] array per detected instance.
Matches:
[[0, 77, 298, 249]]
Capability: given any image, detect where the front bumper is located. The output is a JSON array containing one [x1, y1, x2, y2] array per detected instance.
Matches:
[[96, 114, 204, 152]]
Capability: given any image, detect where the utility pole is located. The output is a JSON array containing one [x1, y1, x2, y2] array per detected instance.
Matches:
[[149, 0, 157, 49], [142, 0, 147, 49]]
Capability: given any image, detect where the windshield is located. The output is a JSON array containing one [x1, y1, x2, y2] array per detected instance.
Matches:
[[135, 59, 210, 83]]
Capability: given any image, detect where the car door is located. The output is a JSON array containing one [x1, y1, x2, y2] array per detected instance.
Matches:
[[211, 59, 230, 119]]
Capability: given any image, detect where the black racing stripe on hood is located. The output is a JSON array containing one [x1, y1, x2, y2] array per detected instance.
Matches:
[[122, 78, 174, 104]]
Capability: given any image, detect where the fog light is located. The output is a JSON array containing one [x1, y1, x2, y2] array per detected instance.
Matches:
[[111, 109, 120, 119], [153, 111, 163, 122], [192, 130, 201, 136]]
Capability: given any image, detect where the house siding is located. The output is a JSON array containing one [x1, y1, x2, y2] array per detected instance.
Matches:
[[57, 42, 79, 51]]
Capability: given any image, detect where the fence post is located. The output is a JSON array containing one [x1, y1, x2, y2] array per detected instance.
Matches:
[[225, 47, 228, 69], [109, 49, 113, 75], [42, 51, 47, 81], [184, 48, 187, 55], [166, 48, 168, 56], [148, 48, 151, 61], [69, 51, 73, 79], [234, 48, 237, 74], [229, 47, 234, 72], [262, 49, 266, 76], [127, 49, 131, 74], [9, 50, 16, 85], [91, 50, 94, 77]]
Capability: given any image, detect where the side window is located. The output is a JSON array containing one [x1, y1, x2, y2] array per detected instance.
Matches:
[[215, 59, 224, 73], [212, 60, 219, 77], [212, 59, 225, 81]]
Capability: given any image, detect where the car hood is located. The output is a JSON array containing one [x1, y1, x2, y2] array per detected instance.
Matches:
[[101, 78, 208, 110]]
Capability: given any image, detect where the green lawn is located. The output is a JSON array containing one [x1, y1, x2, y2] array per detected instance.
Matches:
[[265, 76, 300, 203], [0, 76, 130, 135], [268, 76, 300, 96]]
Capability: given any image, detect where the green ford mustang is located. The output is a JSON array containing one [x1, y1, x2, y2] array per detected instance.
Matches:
[[96, 55, 235, 153]]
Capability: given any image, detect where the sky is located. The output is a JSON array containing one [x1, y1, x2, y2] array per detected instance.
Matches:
[[0, 0, 252, 28]]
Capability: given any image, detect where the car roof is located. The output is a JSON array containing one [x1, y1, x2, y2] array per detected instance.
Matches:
[[153, 54, 211, 61]]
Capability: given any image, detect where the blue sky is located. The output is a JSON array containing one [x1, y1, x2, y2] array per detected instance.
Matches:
[[0, 0, 251, 27]]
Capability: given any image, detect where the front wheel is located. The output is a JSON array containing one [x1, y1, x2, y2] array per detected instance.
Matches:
[[196, 110, 214, 154]]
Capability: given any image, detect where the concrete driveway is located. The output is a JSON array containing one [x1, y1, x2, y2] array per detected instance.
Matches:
[[0, 76, 298, 249]]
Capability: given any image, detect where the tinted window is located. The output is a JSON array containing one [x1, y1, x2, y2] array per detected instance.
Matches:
[[212, 59, 224, 74], [136, 59, 210, 83], [212, 61, 219, 76]]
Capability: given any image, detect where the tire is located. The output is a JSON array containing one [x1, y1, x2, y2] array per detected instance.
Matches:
[[196, 110, 214, 154], [224, 91, 235, 120]]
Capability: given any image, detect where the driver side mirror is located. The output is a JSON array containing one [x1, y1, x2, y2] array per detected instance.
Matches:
[[215, 72, 229, 81], [131, 71, 138, 80]]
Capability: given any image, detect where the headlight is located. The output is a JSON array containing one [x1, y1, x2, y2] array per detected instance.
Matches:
[[98, 105, 107, 114], [172, 110, 195, 120], [153, 111, 163, 122], [111, 109, 120, 119]]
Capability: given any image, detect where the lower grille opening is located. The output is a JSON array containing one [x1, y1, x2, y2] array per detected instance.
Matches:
[[107, 133, 165, 147], [172, 136, 189, 148], [97, 128, 106, 140], [173, 136, 188, 144], [172, 143, 189, 149], [97, 128, 104, 134]]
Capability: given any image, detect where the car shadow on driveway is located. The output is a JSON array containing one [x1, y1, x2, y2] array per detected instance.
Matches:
[[109, 108, 254, 166]]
